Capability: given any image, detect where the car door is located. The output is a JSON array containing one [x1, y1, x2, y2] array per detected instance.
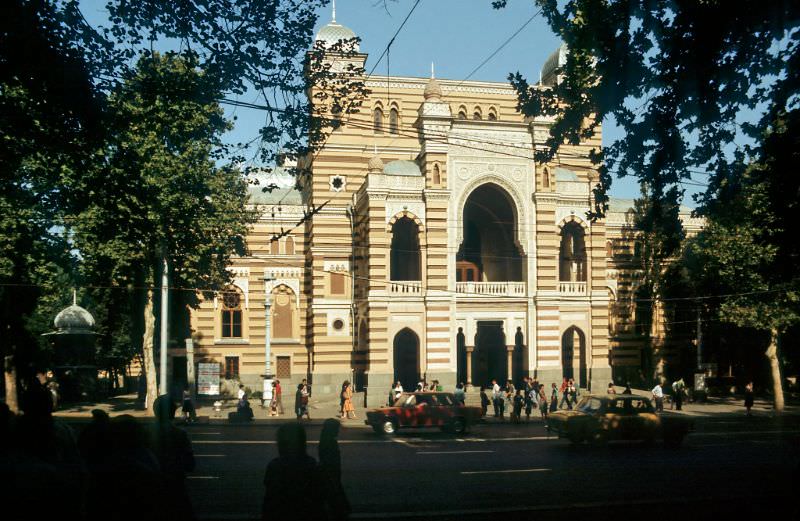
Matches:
[[413, 394, 432, 426], [396, 394, 417, 427]]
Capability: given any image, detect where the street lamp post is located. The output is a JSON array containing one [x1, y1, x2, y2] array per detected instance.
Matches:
[[263, 275, 275, 405]]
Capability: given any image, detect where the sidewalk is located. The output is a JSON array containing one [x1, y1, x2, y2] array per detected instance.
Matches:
[[52, 387, 800, 423]]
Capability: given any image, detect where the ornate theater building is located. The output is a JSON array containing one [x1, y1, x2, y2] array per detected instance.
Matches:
[[183, 12, 702, 404]]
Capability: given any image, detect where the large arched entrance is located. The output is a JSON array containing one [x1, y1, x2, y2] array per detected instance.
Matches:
[[561, 326, 587, 388], [472, 321, 506, 386], [393, 328, 420, 391], [457, 183, 523, 282]]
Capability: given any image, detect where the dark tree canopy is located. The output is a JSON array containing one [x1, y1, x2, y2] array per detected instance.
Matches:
[[499, 0, 799, 219]]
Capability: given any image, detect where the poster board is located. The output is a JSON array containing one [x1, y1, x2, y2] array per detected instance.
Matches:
[[198, 363, 220, 395]]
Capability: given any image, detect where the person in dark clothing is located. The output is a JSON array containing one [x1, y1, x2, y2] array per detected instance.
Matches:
[[479, 386, 490, 417], [295, 383, 306, 420], [152, 395, 196, 521], [622, 383, 632, 394], [319, 419, 351, 520], [262, 423, 328, 520]]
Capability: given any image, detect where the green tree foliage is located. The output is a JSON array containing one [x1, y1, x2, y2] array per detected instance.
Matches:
[[682, 110, 800, 410], [1, 0, 103, 409], [71, 52, 255, 409]]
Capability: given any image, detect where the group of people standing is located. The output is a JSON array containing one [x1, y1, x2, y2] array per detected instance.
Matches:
[[481, 377, 552, 423]]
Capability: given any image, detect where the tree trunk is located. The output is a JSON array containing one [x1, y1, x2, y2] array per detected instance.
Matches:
[[765, 328, 784, 413], [4, 354, 18, 413], [142, 288, 159, 414]]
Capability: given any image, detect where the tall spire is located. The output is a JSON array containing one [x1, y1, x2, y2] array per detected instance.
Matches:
[[73, 288, 77, 306], [332, 0, 336, 22], [431, 62, 435, 79]]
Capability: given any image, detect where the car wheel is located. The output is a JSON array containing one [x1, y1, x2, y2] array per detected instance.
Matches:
[[381, 419, 397, 435], [450, 417, 466, 435], [589, 429, 608, 446], [568, 432, 584, 444]]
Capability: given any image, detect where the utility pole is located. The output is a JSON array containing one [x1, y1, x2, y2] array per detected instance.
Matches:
[[696, 304, 703, 370], [186, 338, 195, 399], [263, 275, 275, 403], [159, 255, 169, 396]]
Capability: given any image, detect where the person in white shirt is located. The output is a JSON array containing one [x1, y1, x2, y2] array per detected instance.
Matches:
[[237, 384, 246, 401], [651, 383, 664, 412], [491, 379, 503, 418]]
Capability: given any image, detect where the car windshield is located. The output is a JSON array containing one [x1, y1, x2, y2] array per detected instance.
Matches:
[[577, 397, 603, 413], [393, 394, 416, 407]]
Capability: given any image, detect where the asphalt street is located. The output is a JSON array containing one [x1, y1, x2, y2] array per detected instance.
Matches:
[[178, 413, 800, 520]]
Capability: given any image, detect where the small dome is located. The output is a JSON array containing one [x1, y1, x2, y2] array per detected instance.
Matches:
[[423, 77, 442, 101], [315, 22, 359, 52], [384, 160, 422, 176], [54, 304, 95, 334], [367, 154, 384, 173]]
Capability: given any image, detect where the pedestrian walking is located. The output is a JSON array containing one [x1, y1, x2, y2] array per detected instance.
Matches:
[[270, 380, 283, 416], [479, 386, 490, 417], [181, 388, 196, 423], [607, 383, 616, 395], [454, 382, 466, 405], [237, 384, 246, 401], [505, 380, 516, 415], [550, 383, 558, 413], [295, 383, 310, 421], [539, 386, 549, 421], [342, 381, 356, 419], [744, 381, 754, 416], [672, 378, 685, 411], [652, 382, 664, 412], [524, 382, 534, 422], [491, 379, 502, 418], [512, 389, 524, 424], [559, 378, 570, 409], [568, 378, 578, 409]]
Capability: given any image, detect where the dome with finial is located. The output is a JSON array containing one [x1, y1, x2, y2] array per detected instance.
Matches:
[[367, 147, 384, 173], [315, 0, 360, 52], [423, 62, 442, 101], [53, 290, 95, 335]]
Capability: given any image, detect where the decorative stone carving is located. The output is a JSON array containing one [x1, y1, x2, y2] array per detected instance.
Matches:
[[367, 173, 426, 192], [265, 279, 300, 308], [556, 207, 589, 230], [227, 267, 250, 309], [386, 201, 425, 226], [454, 173, 528, 244]]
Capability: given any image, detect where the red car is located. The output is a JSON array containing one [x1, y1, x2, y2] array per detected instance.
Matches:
[[365, 392, 482, 435]]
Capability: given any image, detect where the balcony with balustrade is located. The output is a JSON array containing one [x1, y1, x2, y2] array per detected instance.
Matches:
[[559, 281, 588, 295], [387, 280, 423, 296]]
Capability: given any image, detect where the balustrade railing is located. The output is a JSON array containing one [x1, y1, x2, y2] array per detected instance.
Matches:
[[387, 280, 423, 295], [455, 281, 526, 296], [559, 281, 587, 295]]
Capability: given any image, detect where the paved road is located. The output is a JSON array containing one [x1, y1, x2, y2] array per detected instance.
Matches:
[[178, 414, 799, 520]]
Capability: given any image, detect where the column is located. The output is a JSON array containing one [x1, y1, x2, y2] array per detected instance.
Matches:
[[185, 338, 195, 400], [507, 346, 514, 382], [466, 346, 474, 386]]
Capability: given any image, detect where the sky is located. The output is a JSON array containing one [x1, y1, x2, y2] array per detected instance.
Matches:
[[78, 0, 706, 204]]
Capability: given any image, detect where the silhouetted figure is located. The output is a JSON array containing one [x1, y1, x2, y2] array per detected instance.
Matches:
[[78, 409, 112, 470], [237, 395, 254, 421], [152, 395, 196, 521], [9, 379, 84, 519], [262, 423, 327, 520], [319, 419, 351, 520]]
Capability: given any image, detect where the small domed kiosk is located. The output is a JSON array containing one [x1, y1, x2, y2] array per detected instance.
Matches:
[[44, 291, 98, 401]]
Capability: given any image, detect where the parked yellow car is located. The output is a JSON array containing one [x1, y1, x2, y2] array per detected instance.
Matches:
[[546, 394, 692, 447]]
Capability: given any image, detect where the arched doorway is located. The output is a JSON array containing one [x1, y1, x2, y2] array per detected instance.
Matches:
[[561, 326, 587, 388], [473, 321, 506, 386], [390, 217, 421, 280], [457, 183, 523, 282], [393, 328, 419, 391]]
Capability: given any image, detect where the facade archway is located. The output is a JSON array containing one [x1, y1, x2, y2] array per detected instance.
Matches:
[[559, 222, 587, 282], [457, 183, 523, 281], [393, 328, 420, 391], [473, 321, 506, 386], [561, 326, 587, 388], [271, 285, 296, 340], [390, 216, 421, 280]]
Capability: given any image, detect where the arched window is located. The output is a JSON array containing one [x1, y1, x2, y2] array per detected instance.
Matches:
[[457, 106, 467, 120], [389, 107, 399, 134], [487, 107, 498, 121], [270, 240, 279, 255], [559, 222, 587, 282], [271, 285, 295, 339], [542, 167, 550, 188], [390, 217, 421, 281], [432, 163, 441, 185], [373, 106, 384, 134], [285, 236, 295, 255], [472, 106, 482, 120], [221, 289, 243, 338]]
